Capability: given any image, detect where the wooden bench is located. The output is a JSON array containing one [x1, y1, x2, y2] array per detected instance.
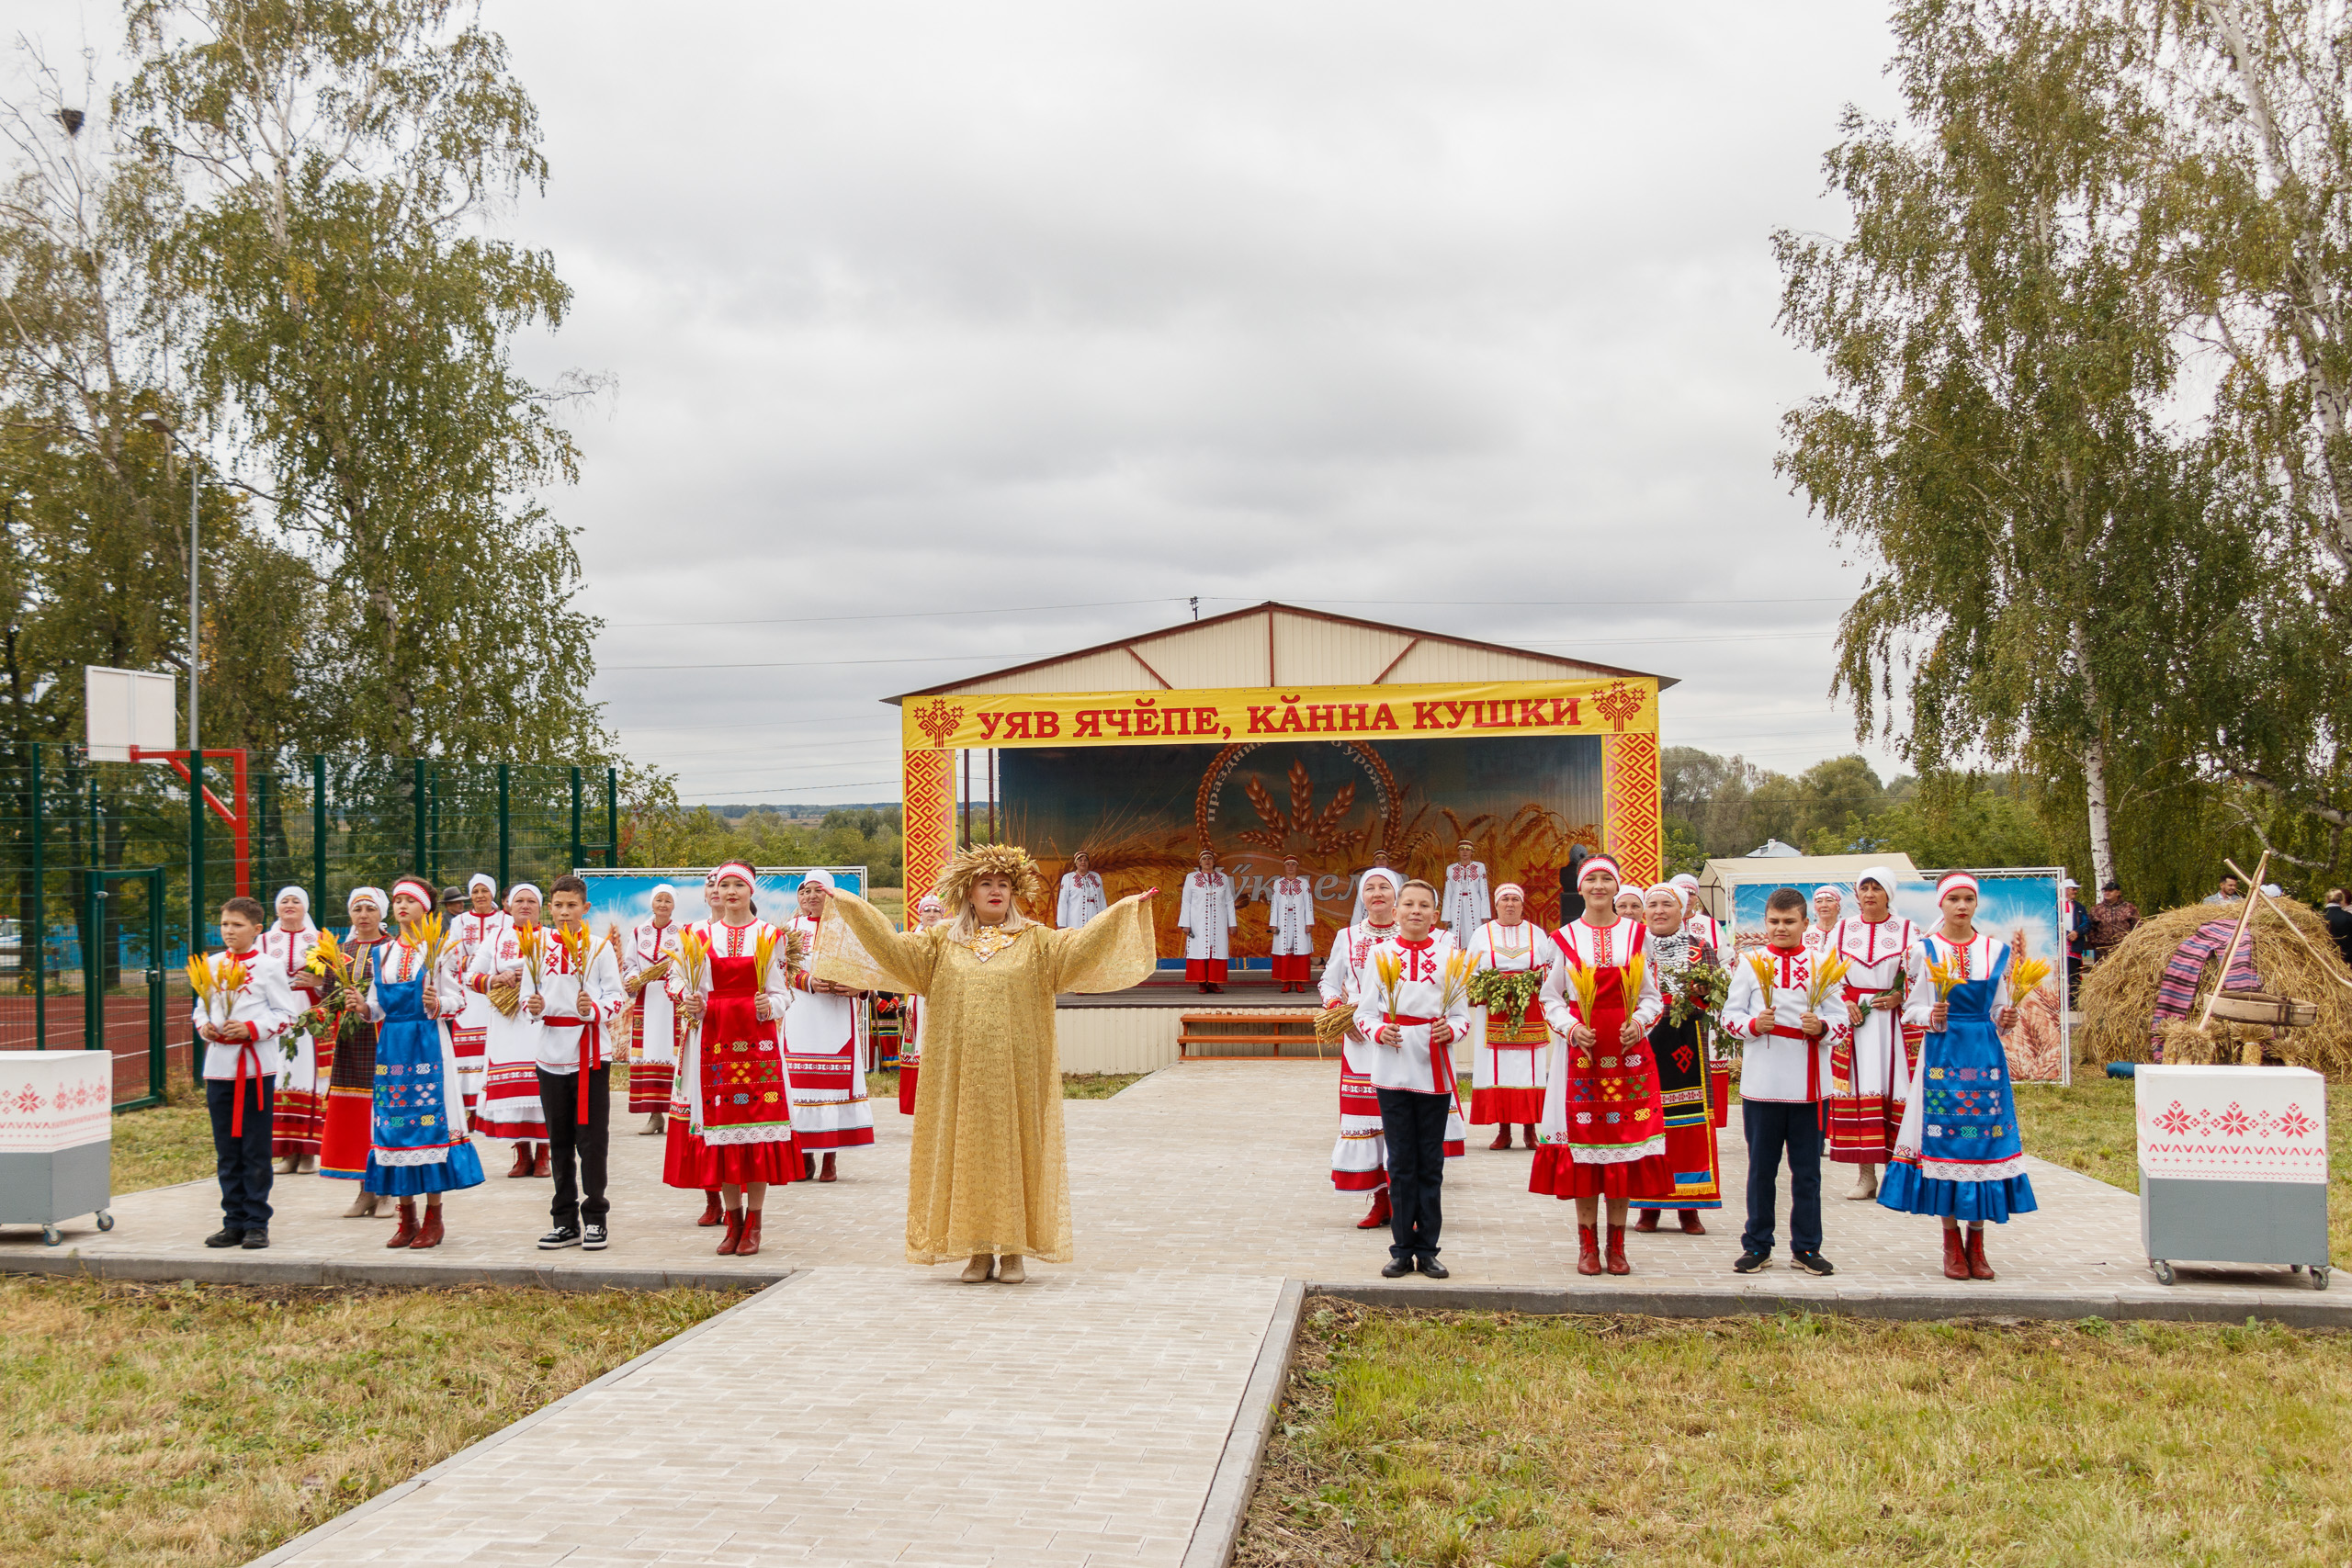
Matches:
[[1179, 1010, 1326, 1059]]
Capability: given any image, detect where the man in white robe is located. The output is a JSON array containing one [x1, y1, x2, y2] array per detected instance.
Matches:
[[1057, 852, 1106, 928], [785, 868, 876, 1180], [1267, 855, 1317, 992], [1180, 850, 1238, 993], [1441, 841, 1491, 932]]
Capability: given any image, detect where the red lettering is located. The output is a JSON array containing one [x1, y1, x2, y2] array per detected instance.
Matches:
[[1519, 699, 1545, 727], [978, 713, 1004, 741], [1248, 706, 1275, 733], [1136, 707, 1161, 738], [1556, 697, 1577, 727], [1340, 704, 1368, 731], [1075, 710, 1102, 739], [1277, 704, 1305, 733], [1307, 705, 1335, 732], [1108, 709, 1134, 737], [1035, 710, 1060, 739], [1371, 705, 1398, 731], [1412, 701, 1442, 728], [1004, 713, 1032, 739], [1445, 702, 1473, 729], [1196, 706, 1218, 734]]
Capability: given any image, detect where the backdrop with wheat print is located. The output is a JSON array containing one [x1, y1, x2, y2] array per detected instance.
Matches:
[[1000, 736, 1603, 964]]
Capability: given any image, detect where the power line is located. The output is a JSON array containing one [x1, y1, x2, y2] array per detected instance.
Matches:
[[606, 597, 1189, 631]]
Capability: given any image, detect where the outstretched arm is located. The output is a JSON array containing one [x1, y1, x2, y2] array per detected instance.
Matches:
[[808, 886, 943, 996]]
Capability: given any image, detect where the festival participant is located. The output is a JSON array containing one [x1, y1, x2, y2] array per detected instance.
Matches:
[[1442, 841, 1491, 932], [1612, 886, 1646, 921], [466, 883, 549, 1177], [1880, 872, 2036, 1280], [1465, 883, 1546, 1147], [1806, 886, 1845, 953], [317, 887, 393, 1212], [1351, 853, 1397, 925], [260, 886, 327, 1174], [1359, 880, 1475, 1279], [528, 875, 628, 1250], [1056, 851, 1106, 928], [1267, 855, 1317, 992], [786, 869, 876, 1181], [1629, 883, 1724, 1235], [1721, 887, 1849, 1277], [1323, 867, 1402, 1228], [364, 877, 486, 1249], [446, 874, 504, 1113], [807, 845, 1159, 1283], [897, 892, 946, 1114], [1180, 849, 1238, 993], [1673, 874, 1727, 955], [666, 863, 799, 1254], [1825, 866, 1921, 1200], [195, 897, 301, 1250], [621, 884, 684, 1136], [1530, 854, 1668, 1277]]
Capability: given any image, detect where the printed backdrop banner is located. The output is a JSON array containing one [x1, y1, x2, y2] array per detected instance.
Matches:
[[573, 867, 866, 945], [1719, 867, 2071, 1086], [901, 677, 1658, 751]]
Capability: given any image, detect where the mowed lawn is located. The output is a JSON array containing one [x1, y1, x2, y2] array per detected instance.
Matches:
[[1243, 1299, 2352, 1568], [0, 1277, 744, 1568]]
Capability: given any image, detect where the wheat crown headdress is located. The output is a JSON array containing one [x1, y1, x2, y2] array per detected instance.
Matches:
[[934, 843, 1046, 910]]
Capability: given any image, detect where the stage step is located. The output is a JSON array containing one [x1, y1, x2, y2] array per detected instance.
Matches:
[[1179, 1009, 1327, 1059]]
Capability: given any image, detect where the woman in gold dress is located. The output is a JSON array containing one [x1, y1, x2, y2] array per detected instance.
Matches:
[[809, 844, 1157, 1283]]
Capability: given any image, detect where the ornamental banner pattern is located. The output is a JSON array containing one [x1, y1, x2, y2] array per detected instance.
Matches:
[[2135, 1066, 2328, 1183], [901, 678, 1657, 752]]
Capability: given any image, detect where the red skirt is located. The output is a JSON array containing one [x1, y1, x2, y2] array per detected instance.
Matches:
[[1529, 1143, 1677, 1200], [1527, 966, 1674, 1201], [1186, 958, 1229, 983], [1272, 953, 1313, 983], [898, 1062, 918, 1114], [662, 1117, 799, 1188]]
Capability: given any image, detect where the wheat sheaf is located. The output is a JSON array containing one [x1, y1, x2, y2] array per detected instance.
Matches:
[[1238, 760, 1359, 853]]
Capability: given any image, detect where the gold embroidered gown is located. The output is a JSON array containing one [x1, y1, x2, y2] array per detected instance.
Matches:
[[813, 891, 1157, 1263]]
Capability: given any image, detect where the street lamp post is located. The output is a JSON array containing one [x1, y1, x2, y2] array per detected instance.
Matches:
[[139, 412, 203, 955]]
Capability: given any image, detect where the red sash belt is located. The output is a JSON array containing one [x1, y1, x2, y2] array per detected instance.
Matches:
[[548, 1014, 600, 1120], [1761, 1021, 1821, 1099], [1382, 1012, 1454, 1096], [230, 1029, 262, 1136], [1763, 1023, 1811, 1040]]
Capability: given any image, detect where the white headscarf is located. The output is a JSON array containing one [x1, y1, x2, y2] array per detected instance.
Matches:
[[468, 873, 496, 896], [347, 886, 386, 916], [273, 885, 318, 934], [799, 868, 835, 893]]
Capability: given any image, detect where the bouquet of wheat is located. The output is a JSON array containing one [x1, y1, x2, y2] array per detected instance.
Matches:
[[1804, 951, 1850, 1013]]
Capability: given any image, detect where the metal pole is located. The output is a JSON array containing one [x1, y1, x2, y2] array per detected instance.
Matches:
[[189, 750, 204, 963], [428, 763, 440, 887], [29, 743, 43, 1051], [961, 750, 970, 849], [497, 761, 511, 888], [987, 750, 996, 843], [146, 868, 164, 1105], [413, 757, 427, 875], [86, 779, 101, 1057], [311, 754, 327, 915], [254, 767, 270, 895], [570, 766, 582, 873], [605, 767, 619, 867], [187, 454, 199, 768]]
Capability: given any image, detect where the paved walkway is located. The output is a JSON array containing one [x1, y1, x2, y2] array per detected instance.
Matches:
[[3, 1062, 2336, 1565]]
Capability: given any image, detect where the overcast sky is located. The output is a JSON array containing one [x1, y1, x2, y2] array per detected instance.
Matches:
[[22, 2, 1914, 805]]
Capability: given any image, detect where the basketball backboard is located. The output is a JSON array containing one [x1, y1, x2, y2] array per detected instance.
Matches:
[[85, 666, 177, 761]]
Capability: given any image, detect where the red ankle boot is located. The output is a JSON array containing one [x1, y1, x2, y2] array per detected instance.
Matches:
[[1632, 1209, 1659, 1232], [1941, 1226, 1970, 1280], [1577, 1224, 1601, 1275], [1679, 1210, 1707, 1235], [409, 1205, 444, 1249], [532, 1145, 551, 1179], [696, 1189, 724, 1226], [716, 1210, 745, 1256], [1357, 1189, 1392, 1229], [1488, 1126, 1512, 1150], [507, 1144, 533, 1179], [818, 1152, 837, 1183], [386, 1200, 419, 1248], [1966, 1227, 1996, 1280], [737, 1210, 763, 1256], [1605, 1224, 1631, 1275]]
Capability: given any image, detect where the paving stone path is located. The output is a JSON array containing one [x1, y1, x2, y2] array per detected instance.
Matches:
[[2, 1061, 2333, 1565]]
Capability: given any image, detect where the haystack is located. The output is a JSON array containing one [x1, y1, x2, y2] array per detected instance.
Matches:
[[2075, 895, 2352, 1078]]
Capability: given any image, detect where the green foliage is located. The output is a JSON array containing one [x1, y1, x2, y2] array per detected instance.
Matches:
[[625, 801, 905, 887]]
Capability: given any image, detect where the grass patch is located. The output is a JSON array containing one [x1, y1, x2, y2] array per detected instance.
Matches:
[[0, 1277, 742, 1568], [110, 1079, 216, 1195], [1243, 1299, 2352, 1567], [2014, 1073, 2352, 1263], [1061, 1071, 1148, 1100]]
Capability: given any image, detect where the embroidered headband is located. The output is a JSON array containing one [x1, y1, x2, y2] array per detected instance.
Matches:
[[1937, 871, 1981, 899], [468, 873, 496, 895], [347, 886, 385, 914], [1647, 882, 1686, 905], [707, 861, 757, 889], [1670, 872, 1699, 891], [1577, 854, 1623, 887], [391, 877, 437, 909], [1495, 882, 1523, 898]]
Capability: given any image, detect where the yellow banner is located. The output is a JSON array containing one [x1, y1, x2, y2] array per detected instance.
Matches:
[[901, 677, 1657, 750]]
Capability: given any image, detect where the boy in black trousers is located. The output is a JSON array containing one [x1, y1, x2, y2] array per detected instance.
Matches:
[[195, 896, 300, 1249]]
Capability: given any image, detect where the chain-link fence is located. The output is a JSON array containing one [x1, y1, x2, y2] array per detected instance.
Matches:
[[0, 743, 617, 1106]]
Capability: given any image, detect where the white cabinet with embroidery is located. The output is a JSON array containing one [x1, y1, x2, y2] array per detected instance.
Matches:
[[2136, 1064, 2328, 1289], [0, 1049, 114, 1245]]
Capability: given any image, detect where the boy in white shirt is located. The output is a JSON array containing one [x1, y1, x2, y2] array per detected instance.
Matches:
[[1355, 879, 1474, 1280], [195, 896, 301, 1250], [528, 874, 629, 1250]]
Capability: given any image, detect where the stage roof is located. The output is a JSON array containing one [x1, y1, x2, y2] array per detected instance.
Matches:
[[887, 601, 1676, 703]]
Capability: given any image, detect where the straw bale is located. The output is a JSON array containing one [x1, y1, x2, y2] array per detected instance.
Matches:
[[2076, 895, 2352, 1077]]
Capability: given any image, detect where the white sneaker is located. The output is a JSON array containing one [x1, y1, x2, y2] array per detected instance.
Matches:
[[582, 1222, 608, 1251]]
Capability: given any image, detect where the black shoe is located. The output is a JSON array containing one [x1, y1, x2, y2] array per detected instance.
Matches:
[[1418, 1258, 1449, 1279], [1734, 1249, 1772, 1274], [582, 1222, 608, 1251], [537, 1224, 582, 1250], [1792, 1249, 1836, 1277], [203, 1227, 244, 1248], [240, 1229, 270, 1250], [1380, 1257, 1414, 1278]]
